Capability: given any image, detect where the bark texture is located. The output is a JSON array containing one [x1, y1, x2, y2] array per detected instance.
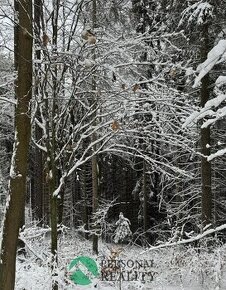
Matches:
[[0, 0, 33, 289], [200, 21, 212, 227]]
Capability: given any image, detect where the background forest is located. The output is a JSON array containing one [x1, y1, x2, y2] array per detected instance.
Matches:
[[1, 0, 226, 289]]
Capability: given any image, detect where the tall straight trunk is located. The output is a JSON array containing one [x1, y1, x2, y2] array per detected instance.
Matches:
[[0, 0, 33, 289], [14, 0, 19, 71], [91, 0, 99, 255], [50, 1, 60, 289], [200, 21, 212, 227], [92, 151, 99, 254], [32, 125, 44, 222], [57, 183, 64, 225], [32, 0, 44, 223], [14, 0, 25, 254], [49, 167, 58, 290], [143, 160, 148, 234], [80, 164, 90, 240]]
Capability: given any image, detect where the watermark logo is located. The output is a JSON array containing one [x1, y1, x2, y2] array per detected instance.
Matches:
[[68, 256, 156, 286], [68, 256, 99, 285], [101, 258, 155, 282]]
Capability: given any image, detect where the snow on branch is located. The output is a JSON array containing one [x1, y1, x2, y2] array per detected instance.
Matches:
[[53, 173, 67, 197], [182, 94, 226, 127], [201, 106, 226, 128], [183, 92, 226, 160], [0, 96, 17, 105], [193, 40, 226, 88], [179, 1, 213, 26], [207, 148, 226, 161], [141, 224, 226, 254], [182, 111, 200, 128], [19, 236, 46, 261], [215, 75, 226, 87], [203, 93, 226, 109]]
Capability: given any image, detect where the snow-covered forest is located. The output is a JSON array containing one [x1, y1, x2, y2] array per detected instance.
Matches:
[[1, 0, 226, 289]]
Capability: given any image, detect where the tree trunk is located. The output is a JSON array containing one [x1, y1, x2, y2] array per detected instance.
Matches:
[[50, 172, 58, 290], [200, 21, 212, 227], [92, 152, 99, 254], [91, 0, 99, 255], [32, 0, 44, 223], [50, 2, 60, 289], [143, 160, 148, 235], [0, 0, 33, 289], [57, 184, 64, 226], [80, 163, 90, 240]]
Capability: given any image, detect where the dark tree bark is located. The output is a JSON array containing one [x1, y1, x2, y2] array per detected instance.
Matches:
[[200, 21, 212, 227], [91, 0, 99, 255], [92, 152, 99, 254], [0, 0, 33, 289], [50, 2, 60, 289], [32, 0, 44, 223], [80, 163, 90, 240], [143, 160, 148, 234]]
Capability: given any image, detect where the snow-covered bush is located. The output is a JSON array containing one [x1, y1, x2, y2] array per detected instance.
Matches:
[[13, 223, 226, 289]]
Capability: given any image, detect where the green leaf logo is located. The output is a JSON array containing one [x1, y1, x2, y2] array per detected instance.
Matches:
[[68, 256, 99, 285]]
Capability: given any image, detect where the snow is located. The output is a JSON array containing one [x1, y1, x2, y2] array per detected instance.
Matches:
[[114, 213, 132, 243], [141, 223, 226, 253], [185, 66, 195, 76], [207, 148, 226, 161], [9, 131, 19, 179], [180, 2, 213, 27], [216, 76, 226, 87], [10, 223, 226, 290], [193, 40, 226, 88], [0, 96, 17, 105], [182, 94, 226, 128], [184, 50, 226, 159], [53, 173, 66, 197], [183, 92, 226, 159], [203, 93, 226, 110], [78, 59, 95, 68], [182, 111, 200, 128]]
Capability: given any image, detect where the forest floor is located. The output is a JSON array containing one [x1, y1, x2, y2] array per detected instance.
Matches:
[[15, 224, 226, 290]]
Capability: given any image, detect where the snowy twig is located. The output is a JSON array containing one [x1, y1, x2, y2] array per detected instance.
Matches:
[[0, 96, 16, 105], [141, 224, 226, 254], [18, 236, 46, 262]]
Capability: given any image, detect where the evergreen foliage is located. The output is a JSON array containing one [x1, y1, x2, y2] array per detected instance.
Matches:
[[114, 212, 132, 243]]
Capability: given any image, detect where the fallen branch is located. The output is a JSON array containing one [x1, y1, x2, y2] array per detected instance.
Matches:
[[141, 224, 226, 254], [18, 236, 49, 262]]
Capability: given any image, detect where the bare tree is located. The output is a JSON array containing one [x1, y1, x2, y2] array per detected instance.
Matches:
[[0, 0, 33, 289]]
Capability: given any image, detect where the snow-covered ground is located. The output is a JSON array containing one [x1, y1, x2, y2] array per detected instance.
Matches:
[[14, 225, 226, 289]]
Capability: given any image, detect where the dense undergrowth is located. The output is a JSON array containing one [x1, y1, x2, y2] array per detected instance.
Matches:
[[13, 224, 226, 290]]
